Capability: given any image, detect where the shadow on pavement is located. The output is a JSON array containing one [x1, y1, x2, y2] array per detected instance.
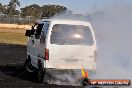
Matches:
[[0, 64, 39, 82], [0, 43, 79, 88]]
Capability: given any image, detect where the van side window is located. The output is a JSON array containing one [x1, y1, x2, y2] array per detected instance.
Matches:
[[35, 24, 44, 39], [40, 21, 50, 44]]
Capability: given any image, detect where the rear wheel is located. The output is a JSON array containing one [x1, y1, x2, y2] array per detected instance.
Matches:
[[37, 63, 45, 82], [82, 78, 91, 86], [24, 58, 35, 73]]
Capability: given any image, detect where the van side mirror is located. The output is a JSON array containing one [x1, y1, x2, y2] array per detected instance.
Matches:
[[25, 25, 36, 37], [25, 29, 35, 37], [25, 30, 31, 36]]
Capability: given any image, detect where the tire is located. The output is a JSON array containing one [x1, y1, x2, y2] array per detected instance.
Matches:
[[37, 63, 45, 82], [82, 78, 91, 86], [24, 58, 35, 73]]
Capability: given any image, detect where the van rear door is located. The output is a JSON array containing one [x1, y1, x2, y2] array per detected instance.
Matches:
[[47, 24, 96, 70]]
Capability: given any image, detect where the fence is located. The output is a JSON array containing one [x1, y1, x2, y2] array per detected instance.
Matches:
[[0, 14, 36, 24]]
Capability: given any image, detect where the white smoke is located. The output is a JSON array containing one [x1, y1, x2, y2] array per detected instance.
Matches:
[[90, 3, 132, 80], [44, 69, 81, 86]]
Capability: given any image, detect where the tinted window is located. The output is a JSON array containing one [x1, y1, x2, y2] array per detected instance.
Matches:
[[50, 24, 94, 45], [40, 21, 50, 43], [35, 24, 43, 39]]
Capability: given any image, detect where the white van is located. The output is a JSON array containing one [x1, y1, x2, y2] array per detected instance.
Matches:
[[25, 19, 97, 82]]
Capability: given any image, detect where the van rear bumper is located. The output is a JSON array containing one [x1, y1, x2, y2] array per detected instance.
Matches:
[[46, 68, 96, 76], [45, 60, 96, 70]]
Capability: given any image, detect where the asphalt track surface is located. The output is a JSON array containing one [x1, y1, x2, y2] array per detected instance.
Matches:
[[0, 43, 84, 88]]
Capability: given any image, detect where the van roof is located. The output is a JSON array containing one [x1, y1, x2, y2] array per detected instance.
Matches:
[[36, 19, 90, 24]]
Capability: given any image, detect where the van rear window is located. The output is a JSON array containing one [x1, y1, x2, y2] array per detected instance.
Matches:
[[50, 24, 94, 45]]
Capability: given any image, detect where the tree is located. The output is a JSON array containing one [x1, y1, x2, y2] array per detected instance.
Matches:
[[21, 4, 68, 18], [6, 0, 20, 16], [21, 4, 41, 18], [0, 3, 6, 14], [41, 5, 67, 17]]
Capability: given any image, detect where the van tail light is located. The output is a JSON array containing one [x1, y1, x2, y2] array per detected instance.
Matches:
[[45, 48, 49, 60]]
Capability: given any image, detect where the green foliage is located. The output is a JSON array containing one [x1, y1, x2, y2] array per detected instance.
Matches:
[[41, 5, 67, 17], [6, 0, 20, 16], [21, 4, 41, 18], [0, 3, 6, 14], [21, 4, 68, 18]]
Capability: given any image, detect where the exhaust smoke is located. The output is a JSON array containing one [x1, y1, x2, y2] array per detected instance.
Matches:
[[90, 3, 132, 80]]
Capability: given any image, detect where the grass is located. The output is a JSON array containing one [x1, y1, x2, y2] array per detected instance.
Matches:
[[0, 32, 27, 45], [0, 28, 26, 33]]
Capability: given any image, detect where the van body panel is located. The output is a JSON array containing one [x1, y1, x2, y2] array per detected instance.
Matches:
[[26, 19, 97, 71], [46, 45, 96, 70]]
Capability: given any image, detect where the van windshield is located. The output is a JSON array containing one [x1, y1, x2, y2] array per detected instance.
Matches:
[[50, 24, 94, 45]]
